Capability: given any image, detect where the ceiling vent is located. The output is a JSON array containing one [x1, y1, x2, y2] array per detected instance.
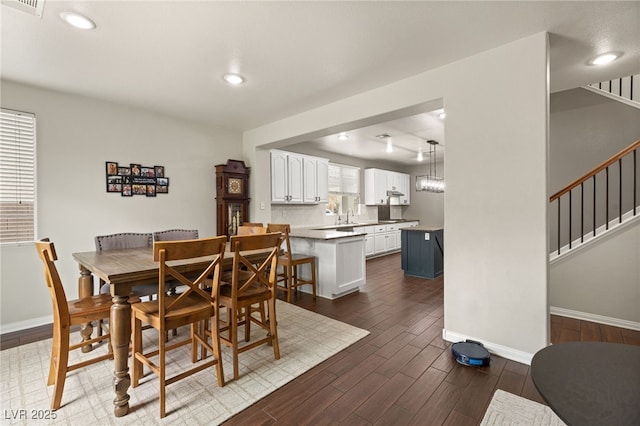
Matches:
[[2, 0, 46, 17]]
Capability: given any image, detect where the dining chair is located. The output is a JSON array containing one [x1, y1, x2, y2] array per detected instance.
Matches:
[[267, 223, 317, 303], [95, 232, 157, 298], [152, 229, 199, 241], [131, 235, 227, 418], [236, 225, 267, 235], [217, 232, 282, 380], [241, 222, 264, 227], [35, 239, 139, 410]]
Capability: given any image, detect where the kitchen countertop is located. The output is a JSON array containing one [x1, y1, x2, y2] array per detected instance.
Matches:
[[401, 226, 443, 232], [289, 219, 420, 240]]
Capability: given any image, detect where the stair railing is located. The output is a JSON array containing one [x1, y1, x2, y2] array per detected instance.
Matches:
[[588, 74, 639, 104], [550, 139, 639, 256]]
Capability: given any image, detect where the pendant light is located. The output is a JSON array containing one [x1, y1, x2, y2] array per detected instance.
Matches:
[[416, 140, 444, 192]]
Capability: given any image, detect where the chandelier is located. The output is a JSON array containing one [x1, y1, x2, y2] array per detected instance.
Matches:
[[416, 140, 444, 193]]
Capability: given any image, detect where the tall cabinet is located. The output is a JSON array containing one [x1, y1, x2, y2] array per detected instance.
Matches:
[[215, 159, 250, 239]]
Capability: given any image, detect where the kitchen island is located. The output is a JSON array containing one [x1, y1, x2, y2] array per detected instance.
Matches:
[[400, 226, 444, 279], [288, 228, 366, 299]]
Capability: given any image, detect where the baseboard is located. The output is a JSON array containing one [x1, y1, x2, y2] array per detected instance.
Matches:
[[550, 306, 640, 331], [0, 315, 52, 335], [442, 329, 534, 365]]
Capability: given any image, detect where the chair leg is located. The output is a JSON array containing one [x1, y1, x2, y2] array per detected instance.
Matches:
[[50, 331, 69, 410], [231, 308, 239, 380], [244, 306, 251, 342], [267, 296, 280, 360], [159, 327, 166, 418], [310, 259, 317, 300], [211, 312, 225, 387], [287, 264, 294, 303], [131, 317, 142, 387], [47, 324, 60, 386]]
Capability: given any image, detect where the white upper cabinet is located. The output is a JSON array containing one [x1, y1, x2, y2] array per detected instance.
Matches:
[[303, 156, 329, 203], [271, 150, 328, 204], [364, 168, 411, 205]]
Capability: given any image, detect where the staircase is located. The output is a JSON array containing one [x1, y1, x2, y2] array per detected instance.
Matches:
[[549, 79, 639, 330], [550, 139, 639, 261]]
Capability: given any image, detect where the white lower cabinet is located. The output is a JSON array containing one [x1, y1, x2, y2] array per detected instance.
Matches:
[[290, 235, 365, 299], [365, 221, 419, 258]]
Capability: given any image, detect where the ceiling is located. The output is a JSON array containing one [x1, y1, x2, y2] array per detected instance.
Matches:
[[2, 1, 639, 165]]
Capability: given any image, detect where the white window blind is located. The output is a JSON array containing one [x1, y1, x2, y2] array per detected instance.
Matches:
[[0, 108, 36, 244], [328, 163, 360, 194]]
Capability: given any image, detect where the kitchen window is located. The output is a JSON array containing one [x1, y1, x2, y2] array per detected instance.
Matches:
[[326, 163, 360, 215], [0, 108, 36, 244]]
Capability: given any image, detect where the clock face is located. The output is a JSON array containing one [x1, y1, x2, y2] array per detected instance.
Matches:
[[228, 178, 242, 194]]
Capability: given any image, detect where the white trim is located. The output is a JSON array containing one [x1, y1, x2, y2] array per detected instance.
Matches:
[[550, 306, 640, 331], [550, 207, 640, 263], [442, 329, 535, 365], [582, 85, 640, 110], [0, 315, 52, 335]]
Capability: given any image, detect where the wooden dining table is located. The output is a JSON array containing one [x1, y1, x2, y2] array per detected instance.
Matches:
[[72, 244, 269, 417]]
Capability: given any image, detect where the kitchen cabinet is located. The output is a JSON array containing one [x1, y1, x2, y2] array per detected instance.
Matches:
[[302, 156, 329, 203], [271, 150, 327, 204], [290, 234, 365, 299], [354, 225, 375, 256], [364, 168, 411, 205]]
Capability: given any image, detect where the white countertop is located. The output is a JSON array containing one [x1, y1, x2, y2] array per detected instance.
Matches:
[[289, 228, 367, 240], [289, 219, 420, 240]]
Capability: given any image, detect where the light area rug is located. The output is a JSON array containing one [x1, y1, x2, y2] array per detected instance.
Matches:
[[0, 300, 369, 425], [481, 389, 567, 426]]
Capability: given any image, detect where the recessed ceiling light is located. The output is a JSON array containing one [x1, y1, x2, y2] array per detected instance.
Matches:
[[417, 151, 424, 162], [589, 52, 620, 66], [338, 132, 348, 141], [223, 73, 245, 85], [60, 11, 96, 30], [439, 112, 446, 119]]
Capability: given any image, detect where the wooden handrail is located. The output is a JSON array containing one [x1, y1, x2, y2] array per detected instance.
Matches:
[[550, 139, 640, 202]]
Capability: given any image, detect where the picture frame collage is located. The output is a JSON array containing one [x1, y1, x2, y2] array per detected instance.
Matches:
[[106, 161, 169, 197]]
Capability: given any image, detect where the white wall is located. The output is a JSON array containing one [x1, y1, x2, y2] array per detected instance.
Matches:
[[244, 33, 549, 362], [0, 80, 242, 332], [550, 219, 640, 326]]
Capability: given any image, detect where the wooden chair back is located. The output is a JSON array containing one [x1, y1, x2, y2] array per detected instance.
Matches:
[[228, 232, 282, 300], [266, 223, 292, 259], [153, 236, 227, 319], [236, 225, 268, 236], [153, 229, 199, 241], [95, 232, 152, 251], [35, 239, 70, 326], [242, 222, 264, 227]]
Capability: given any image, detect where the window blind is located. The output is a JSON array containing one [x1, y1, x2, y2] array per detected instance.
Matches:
[[0, 108, 36, 243], [328, 163, 360, 195]]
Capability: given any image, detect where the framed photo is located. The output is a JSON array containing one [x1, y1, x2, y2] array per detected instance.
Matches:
[[132, 184, 146, 195], [141, 166, 155, 177], [157, 177, 169, 186], [121, 184, 133, 197], [107, 175, 122, 192], [118, 167, 130, 176], [146, 185, 156, 197], [154, 166, 164, 178], [130, 163, 142, 176], [106, 161, 118, 176], [156, 185, 168, 194]]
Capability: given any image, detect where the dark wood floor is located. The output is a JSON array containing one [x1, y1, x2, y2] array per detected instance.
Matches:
[[2, 253, 639, 424], [224, 253, 640, 425]]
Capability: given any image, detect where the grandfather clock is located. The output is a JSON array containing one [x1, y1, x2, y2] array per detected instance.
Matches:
[[215, 159, 250, 239]]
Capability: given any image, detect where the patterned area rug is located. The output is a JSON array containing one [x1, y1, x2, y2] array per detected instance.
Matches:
[[0, 300, 369, 425], [481, 389, 567, 425]]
